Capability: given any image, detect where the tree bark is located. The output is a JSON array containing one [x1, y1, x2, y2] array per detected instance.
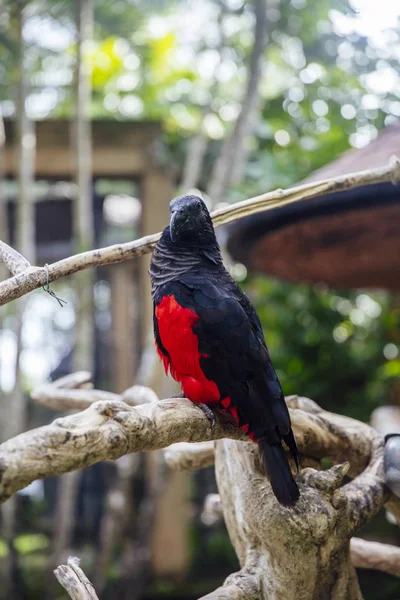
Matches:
[[54, 556, 99, 600], [212, 440, 363, 600]]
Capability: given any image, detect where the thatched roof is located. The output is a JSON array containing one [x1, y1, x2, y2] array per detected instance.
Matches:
[[227, 125, 400, 291]]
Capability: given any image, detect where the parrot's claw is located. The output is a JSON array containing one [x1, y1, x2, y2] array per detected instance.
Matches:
[[197, 403, 216, 427], [171, 392, 216, 427]]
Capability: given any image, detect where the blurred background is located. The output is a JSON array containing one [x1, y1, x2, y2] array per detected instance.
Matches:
[[0, 0, 400, 598]]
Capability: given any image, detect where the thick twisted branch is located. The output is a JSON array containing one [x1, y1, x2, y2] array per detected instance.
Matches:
[[1, 158, 399, 306], [0, 389, 386, 510], [0, 398, 241, 502]]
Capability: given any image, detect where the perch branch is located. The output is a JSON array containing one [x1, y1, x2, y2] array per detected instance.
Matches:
[[0, 386, 388, 507], [54, 556, 99, 600], [1, 158, 399, 306], [0, 398, 243, 502]]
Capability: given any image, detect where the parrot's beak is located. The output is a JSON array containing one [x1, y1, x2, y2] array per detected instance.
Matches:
[[170, 209, 188, 242]]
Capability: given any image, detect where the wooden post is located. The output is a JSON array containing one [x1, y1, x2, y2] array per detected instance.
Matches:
[[110, 263, 137, 392]]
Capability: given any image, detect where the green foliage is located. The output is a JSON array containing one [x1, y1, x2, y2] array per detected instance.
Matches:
[[245, 276, 398, 421], [13, 533, 50, 555], [0, 539, 8, 558]]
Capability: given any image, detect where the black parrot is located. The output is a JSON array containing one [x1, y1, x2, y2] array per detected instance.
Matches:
[[149, 194, 299, 506]]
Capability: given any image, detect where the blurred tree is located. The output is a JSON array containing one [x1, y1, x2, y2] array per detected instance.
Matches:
[[207, 0, 268, 203], [47, 0, 95, 589], [1, 2, 37, 598]]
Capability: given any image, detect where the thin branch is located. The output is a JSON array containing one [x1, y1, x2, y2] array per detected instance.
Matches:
[[201, 493, 223, 526], [350, 537, 400, 577], [54, 556, 99, 600], [371, 405, 400, 497], [0, 241, 31, 275], [0, 158, 399, 306], [32, 385, 121, 411], [31, 372, 159, 411]]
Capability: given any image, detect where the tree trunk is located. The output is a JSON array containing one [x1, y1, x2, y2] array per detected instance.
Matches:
[[49, 0, 95, 583], [211, 439, 363, 600], [207, 0, 268, 203], [1, 3, 36, 597], [0, 113, 7, 283]]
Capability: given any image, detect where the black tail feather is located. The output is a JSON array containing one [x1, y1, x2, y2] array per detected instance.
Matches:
[[258, 437, 300, 507], [283, 429, 299, 470]]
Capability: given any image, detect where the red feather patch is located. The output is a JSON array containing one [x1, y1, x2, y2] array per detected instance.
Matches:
[[155, 295, 220, 405]]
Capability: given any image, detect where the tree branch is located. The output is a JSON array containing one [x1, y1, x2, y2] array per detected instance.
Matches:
[[164, 441, 215, 471], [350, 537, 400, 578], [0, 240, 31, 275], [1, 158, 399, 306], [0, 398, 241, 502], [201, 493, 222, 526], [371, 405, 400, 498], [0, 386, 388, 507], [30, 371, 160, 411], [54, 556, 99, 600]]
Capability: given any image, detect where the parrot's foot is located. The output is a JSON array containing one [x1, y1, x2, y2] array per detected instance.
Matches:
[[197, 403, 216, 427], [170, 392, 216, 426]]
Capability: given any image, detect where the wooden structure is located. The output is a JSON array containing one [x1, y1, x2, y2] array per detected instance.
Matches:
[[3, 118, 175, 390], [227, 125, 400, 291]]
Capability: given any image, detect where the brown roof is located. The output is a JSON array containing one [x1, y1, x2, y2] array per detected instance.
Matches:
[[303, 125, 400, 181], [227, 125, 400, 291]]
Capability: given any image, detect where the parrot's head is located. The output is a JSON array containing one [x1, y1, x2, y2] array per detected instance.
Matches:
[[169, 194, 214, 244]]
